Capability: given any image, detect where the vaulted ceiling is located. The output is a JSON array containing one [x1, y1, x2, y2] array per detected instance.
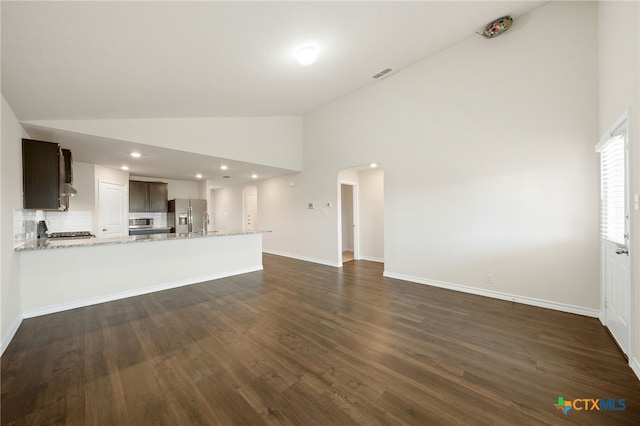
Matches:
[[2, 1, 545, 183]]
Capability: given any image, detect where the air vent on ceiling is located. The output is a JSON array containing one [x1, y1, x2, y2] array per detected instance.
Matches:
[[372, 68, 393, 79], [222, 175, 231, 179]]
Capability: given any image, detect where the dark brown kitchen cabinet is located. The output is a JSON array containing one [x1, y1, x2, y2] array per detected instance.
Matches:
[[148, 182, 168, 212], [129, 180, 149, 212], [22, 139, 67, 210], [129, 180, 168, 212]]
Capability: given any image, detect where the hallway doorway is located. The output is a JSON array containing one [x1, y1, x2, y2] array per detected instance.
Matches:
[[341, 183, 356, 263], [338, 165, 384, 266]]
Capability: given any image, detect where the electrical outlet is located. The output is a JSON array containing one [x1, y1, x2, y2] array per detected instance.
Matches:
[[485, 273, 494, 284]]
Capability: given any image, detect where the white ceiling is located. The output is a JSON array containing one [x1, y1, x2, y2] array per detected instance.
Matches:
[[1, 1, 544, 183], [22, 122, 293, 189]]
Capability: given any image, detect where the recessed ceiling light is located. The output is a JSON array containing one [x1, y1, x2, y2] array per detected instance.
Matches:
[[130, 152, 141, 158], [196, 174, 203, 179], [251, 174, 258, 179], [121, 166, 129, 171], [370, 163, 378, 168], [220, 165, 228, 170], [296, 46, 318, 66]]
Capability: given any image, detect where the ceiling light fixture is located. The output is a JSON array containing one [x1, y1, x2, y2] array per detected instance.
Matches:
[[296, 46, 318, 66], [130, 152, 141, 158], [121, 166, 129, 171], [370, 163, 378, 168], [196, 174, 203, 179], [251, 174, 258, 179], [220, 165, 228, 170]]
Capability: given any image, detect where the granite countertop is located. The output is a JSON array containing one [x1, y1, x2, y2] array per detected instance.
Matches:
[[16, 230, 270, 252]]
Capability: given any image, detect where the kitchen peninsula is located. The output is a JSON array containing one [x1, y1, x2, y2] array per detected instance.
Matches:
[[16, 230, 267, 318]]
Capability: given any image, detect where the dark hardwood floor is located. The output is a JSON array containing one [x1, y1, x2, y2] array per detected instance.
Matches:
[[2, 253, 639, 425]]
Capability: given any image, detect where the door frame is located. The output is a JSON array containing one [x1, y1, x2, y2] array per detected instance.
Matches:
[[338, 180, 359, 266], [597, 110, 634, 360]]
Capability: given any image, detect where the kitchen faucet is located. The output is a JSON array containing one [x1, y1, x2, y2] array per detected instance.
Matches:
[[203, 212, 210, 234]]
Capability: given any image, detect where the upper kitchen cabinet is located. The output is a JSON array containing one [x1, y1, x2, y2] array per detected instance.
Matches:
[[22, 139, 67, 210], [148, 182, 168, 212], [129, 180, 168, 212], [129, 180, 149, 212]]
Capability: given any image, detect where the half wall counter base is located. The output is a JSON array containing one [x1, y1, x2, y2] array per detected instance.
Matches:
[[18, 232, 264, 318]]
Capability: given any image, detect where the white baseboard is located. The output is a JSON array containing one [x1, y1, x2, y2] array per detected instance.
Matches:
[[22, 265, 263, 319], [263, 250, 341, 268], [630, 357, 640, 382], [358, 255, 384, 263], [383, 271, 600, 318], [1, 314, 23, 356]]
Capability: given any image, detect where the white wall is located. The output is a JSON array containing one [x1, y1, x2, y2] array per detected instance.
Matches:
[[22, 116, 304, 171], [264, 1, 601, 309], [198, 180, 209, 201], [68, 161, 96, 212], [597, 0, 640, 371], [260, 170, 340, 266], [1, 95, 28, 352], [338, 169, 359, 184], [359, 168, 384, 261], [212, 185, 244, 231]]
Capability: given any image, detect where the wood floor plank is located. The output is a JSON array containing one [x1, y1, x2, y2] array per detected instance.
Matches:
[[2, 253, 640, 425]]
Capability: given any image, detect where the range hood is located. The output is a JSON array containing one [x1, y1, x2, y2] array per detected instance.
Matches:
[[63, 183, 77, 196], [61, 148, 76, 196]]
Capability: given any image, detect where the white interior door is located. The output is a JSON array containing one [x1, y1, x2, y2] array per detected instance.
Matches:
[[602, 241, 630, 355], [243, 186, 257, 231], [99, 181, 126, 238], [597, 113, 631, 356]]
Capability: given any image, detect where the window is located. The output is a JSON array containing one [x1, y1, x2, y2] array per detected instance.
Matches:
[[598, 132, 627, 245]]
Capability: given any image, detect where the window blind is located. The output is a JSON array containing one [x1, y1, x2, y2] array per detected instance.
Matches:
[[599, 135, 626, 245]]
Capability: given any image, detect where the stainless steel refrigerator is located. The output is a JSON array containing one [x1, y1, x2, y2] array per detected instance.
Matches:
[[168, 198, 208, 234]]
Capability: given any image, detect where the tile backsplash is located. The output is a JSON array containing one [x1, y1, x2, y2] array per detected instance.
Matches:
[[13, 209, 42, 247], [13, 209, 93, 247], [14, 210, 167, 247], [45, 211, 93, 233]]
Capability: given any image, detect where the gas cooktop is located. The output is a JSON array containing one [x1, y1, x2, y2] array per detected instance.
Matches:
[[47, 231, 95, 240]]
